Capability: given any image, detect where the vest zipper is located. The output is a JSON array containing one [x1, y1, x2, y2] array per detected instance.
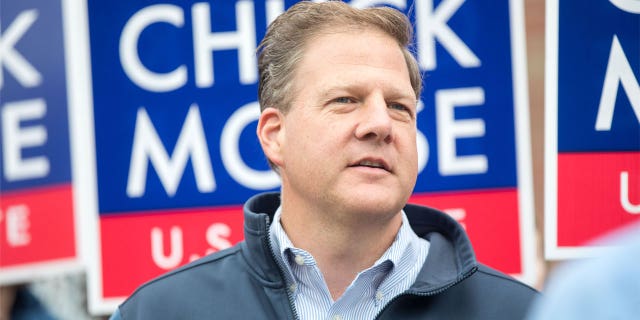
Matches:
[[263, 215, 300, 320]]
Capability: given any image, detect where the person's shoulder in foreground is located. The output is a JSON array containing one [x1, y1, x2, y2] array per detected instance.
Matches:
[[526, 221, 640, 320]]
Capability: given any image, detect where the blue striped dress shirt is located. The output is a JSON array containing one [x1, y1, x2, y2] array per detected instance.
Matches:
[[269, 208, 430, 320]]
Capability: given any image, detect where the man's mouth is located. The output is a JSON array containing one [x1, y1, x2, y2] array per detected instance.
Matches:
[[350, 159, 391, 172]]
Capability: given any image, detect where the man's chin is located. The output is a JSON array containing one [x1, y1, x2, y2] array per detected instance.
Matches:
[[340, 193, 406, 218]]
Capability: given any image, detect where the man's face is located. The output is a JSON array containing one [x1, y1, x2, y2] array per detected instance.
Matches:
[[276, 28, 418, 219]]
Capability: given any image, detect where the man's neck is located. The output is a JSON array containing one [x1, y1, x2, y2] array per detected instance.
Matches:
[[279, 201, 403, 300]]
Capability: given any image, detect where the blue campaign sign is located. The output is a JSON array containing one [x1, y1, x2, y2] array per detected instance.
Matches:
[[556, 0, 639, 153], [1, 0, 71, 191], [79, 0, 535, 312], [545, 0, 640, 259], [412, 0, 519, 193], [87, 0, 524, 214], [89, 1, 277, 214], [0, 0, 80, 283]]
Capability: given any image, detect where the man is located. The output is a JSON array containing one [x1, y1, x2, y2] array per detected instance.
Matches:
[[111, 2, 537, 319]]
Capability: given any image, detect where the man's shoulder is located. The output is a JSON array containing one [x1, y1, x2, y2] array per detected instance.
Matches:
[[445, 264, 538, 317], [458, 263, 538, 314], [473, 264, 538, 294], [124, 244, 245, 304], [117, 241, 285, 319]]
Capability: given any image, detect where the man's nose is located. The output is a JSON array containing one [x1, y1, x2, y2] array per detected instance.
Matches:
[[354, 96, 393, 143]]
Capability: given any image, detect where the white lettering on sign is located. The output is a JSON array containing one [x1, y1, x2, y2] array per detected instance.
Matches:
[[0, 9, 42, 89], [2, 98, 49, 181], [415, 0, 481, 71], [192, 1, 257, 87], [127, 104, 215, 198], [416, 99, 429, 173], [205, 223, 232, 253], [152, 223, 233, 268], [595, 35, 640, 131], [150, 226, 183, 270], [265, 0, 285, 26], [620, 171, 640, 214], [120, 2, 258, 92], [119, 0, 487, 89], [4, 204, 31, 247], [436, 87, 487, 176], [120, 4, 187, 92], [126, 100, 284, 196], [221, 101, 280, 190]]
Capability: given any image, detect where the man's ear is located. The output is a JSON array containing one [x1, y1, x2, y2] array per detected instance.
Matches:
[[257, 107, 285, 168]]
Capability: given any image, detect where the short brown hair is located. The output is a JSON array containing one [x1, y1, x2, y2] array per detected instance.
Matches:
[[257, 1, 422, 113]]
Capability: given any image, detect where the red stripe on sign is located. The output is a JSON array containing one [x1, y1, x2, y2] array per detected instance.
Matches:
[[100, 206, 244, 298], [558, 151, 640, 247], [0, 184, 76, 267], [410, 189, 521, 274]]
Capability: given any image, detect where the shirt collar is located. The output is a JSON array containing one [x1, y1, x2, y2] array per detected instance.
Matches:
[[268, 206, 421, 289]]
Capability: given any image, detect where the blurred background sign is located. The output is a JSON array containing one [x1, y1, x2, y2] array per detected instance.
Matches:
[[0, 0, 83, 284], [545, 0, 640, 259], [406, 0, 535, 285], [57, 0, 536, 314]]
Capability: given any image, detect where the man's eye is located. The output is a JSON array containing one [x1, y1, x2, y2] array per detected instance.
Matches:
[[335, 97, 353, 103], [389, 103, 415, 120], [389, 103, 409, 112]]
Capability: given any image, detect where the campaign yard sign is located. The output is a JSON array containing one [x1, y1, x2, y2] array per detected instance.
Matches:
[[545, 0, 640, 259], [67, 0, 535, 313], [0, 0, 83, 283]]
